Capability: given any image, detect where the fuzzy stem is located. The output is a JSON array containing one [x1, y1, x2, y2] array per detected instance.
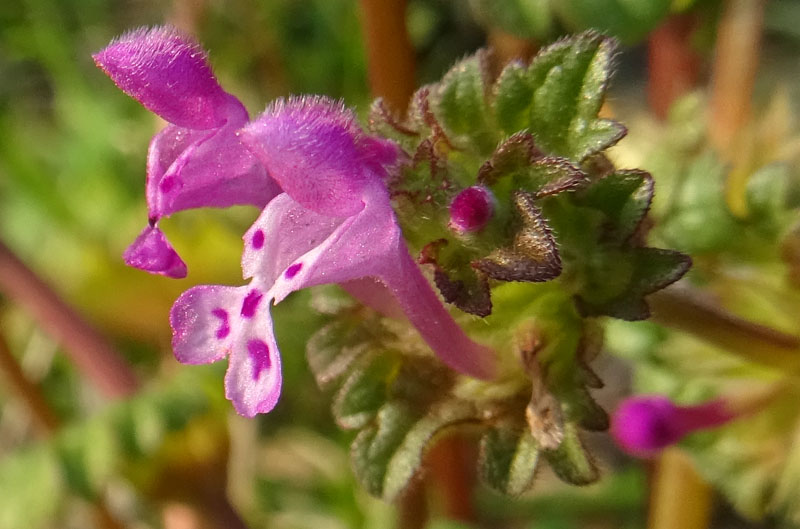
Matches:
[[648, 449, 713, 529], [0, 331, 59, 435], [649, 288, 800, 371], [358, 0, 416, 114], [0, 240, 139, 398], [647, 14, 701, 120], [708, 0, 766, 155]]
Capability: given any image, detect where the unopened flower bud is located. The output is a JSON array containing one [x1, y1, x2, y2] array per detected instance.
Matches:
[[449, 186, 494, 233], [611, 395, 735, 457]]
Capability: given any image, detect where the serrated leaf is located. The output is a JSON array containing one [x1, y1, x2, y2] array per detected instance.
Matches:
[[433, 51, 497, 154], [352, 399, 476, 500], [576, 170, 654, 241], [368, 98, 419, 149], [333, 352, 398, 430], [526, 33, 625, 161], [542, 422, 598, 485], [306, 318, 372, 389], [474, 191, 562, 282], [577, 247, 691, 320], [493, 62, 535, 134], [479, 421, 540, 495], [478, 133, 588, 198]]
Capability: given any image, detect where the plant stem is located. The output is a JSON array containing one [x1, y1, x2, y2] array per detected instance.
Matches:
[[649, 288, 800, 372], [426, 434, 478, 523], [647, 14, 701, 120], [0, 331, 59, 435], [708, 0, 766, 156], [648, 449, 713, 529], [0, 240, 139, 398], [358, 0, 416, 114]]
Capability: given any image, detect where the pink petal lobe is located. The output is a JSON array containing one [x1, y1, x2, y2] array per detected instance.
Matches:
[[223, 305, 282, 417], [93, 26, 228, 129], [123, 225, 187, 278], [240, 96, 399, 217], [145, 115, 280, 220], [170, 285, 246, 364]]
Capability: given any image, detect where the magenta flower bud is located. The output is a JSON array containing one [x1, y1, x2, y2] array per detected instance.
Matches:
[[449, 186, 494, 233], [611, 395, 736, 457]]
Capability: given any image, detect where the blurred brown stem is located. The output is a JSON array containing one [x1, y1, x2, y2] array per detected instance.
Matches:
[[0, 240, 139, 398], [426, 434, 478, 523], [488, 29, 536, 72], [647, 14, 701, 120], [649, 288, 800, 371], [648, 449, 713, 529], [358, 0, 416, 115], [708, 0, 766, 155], [0, 331, 59, 435]]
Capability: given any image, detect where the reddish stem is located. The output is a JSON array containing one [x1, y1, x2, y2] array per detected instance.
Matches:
[[647, 14, 702, 120], [708, 0, 766, 155], [358, 0, 416, 115], [0, 240, 139, 398]]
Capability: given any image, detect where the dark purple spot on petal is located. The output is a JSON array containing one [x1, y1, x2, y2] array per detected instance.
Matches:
[[285, 262, 303, 279], [247, 339, 271, 380], [159, 175, 177, 193], [240, 289, 264, 318], [251, 229, 265, 250], [211, 308, 230, 339]]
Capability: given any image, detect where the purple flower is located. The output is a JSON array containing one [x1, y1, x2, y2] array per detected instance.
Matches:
[[171, 97, 496, 416], [94, 26, 280, 278], [611, 395, 736, 457], [449, 186, 494, 233]]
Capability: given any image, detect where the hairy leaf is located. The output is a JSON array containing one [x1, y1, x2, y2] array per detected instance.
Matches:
[[479, 419, 541, 495]]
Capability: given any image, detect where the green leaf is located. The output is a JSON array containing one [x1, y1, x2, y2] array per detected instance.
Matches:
[[555, 0, 672, 45], [576, 170, 654, 241], [306, 318, 372, 389], [433, 50, 497, 154], [577, 247, 691, 320], [0, 447, 61, 529], [542, 422, 598, 485], [352, 399, 476, 500], [493, 62, 535, 135], [56, 418, 119, 499], [526, 32, 625, 161], [469, 0, 553, 39], [333, 352, 398, 430], [479, 420, 541, 495]]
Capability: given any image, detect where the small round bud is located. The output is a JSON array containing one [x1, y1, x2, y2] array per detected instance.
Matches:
[[449, 186, 494, 233]]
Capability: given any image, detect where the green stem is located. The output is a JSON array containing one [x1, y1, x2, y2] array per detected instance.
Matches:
[[649, 288, 800, 372]]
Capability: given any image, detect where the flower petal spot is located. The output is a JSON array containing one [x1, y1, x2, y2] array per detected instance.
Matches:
[[240, 289, 264, 318], [211, 308, 230, 339], [284, 262, 303, 279], [251, 229, 265, 250], [159, 175, 178, 193], [247, 339, 271, 380]]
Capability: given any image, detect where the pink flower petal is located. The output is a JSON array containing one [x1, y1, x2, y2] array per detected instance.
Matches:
[[145, 118, 279, 220], [171, 283, 283, 416], [123, 225, 187, 278], [240, 96, 399, 217], [93, 26, 229, 129]]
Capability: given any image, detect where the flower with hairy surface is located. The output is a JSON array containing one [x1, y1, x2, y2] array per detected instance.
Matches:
[[172, 97, 496, 416], [94, 26, 280, 277]]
